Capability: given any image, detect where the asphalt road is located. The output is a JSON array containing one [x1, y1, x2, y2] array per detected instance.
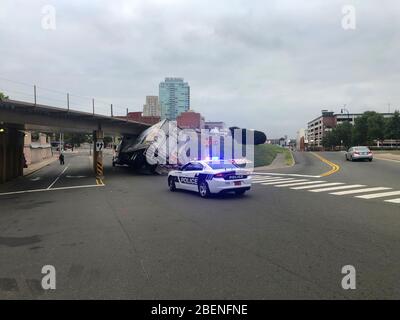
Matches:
[[0, 150, 399, 299]]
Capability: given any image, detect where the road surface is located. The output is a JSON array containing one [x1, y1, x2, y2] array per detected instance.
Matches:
[[0, 150, 399, 299]]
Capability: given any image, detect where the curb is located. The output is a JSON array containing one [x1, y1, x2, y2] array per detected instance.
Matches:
[[23, 157, 58, 177]]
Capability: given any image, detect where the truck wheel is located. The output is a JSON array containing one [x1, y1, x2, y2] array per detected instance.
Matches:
[[168, 177, 176, 192], [198, 181, 210, 198]]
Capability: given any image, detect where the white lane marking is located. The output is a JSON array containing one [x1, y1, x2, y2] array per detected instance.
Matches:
[[0, 184, 104, 196], [50, 184, 104, 191], [309, 184, 366, 193], [356, 191, 400, 199], [253, 172, 321, 178], [385, 198, 400, 204], [291, 182, 344, 190], [275, 180, 326, 187], [47, 165, 69, 189], [65, 175, 87, 178], [261, 179, 308, 186], [330, 187, 392, 196]]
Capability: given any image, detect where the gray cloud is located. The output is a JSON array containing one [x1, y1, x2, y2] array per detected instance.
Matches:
[[1, 0, 400, 137]]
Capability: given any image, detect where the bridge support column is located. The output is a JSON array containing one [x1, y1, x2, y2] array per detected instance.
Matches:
[[0, 126, 24, 184], [93, 128, 104, 179]]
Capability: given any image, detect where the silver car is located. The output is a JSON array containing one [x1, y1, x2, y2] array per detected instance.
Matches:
[[345, 146, 373, 162]]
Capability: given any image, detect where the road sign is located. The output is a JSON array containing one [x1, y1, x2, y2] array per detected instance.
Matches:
[[96, 140, 104, 151]]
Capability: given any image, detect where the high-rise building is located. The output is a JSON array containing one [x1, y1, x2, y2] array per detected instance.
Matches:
[[159, 77, 190, 120], [142, 96, 161, 117]]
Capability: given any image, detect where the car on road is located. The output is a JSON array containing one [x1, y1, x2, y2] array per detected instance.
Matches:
[[168, 160, 252, 198], [345, 146, 373, 162]]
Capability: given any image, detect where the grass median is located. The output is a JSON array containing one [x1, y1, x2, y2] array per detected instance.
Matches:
[[254, 144, 294, 167]]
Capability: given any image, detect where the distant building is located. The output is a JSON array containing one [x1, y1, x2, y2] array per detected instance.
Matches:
[[159, 77, 190, 120], [143, 96, 161, 117], [118, 112, 160, 125], [307, 110, 395, 147], [204, 121, 226, 131], [296, 128, 307, 151], [176, 110, 205, 130]]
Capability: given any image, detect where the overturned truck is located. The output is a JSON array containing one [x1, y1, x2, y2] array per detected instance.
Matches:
[[113, 120, 267, 172]]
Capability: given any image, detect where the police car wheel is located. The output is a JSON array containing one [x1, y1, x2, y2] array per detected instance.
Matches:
[[168, 177, 176, 191], [198, 181, 210, 198]]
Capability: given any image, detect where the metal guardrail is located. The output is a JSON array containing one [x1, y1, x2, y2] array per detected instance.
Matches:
[[0, 76, 130, 118]]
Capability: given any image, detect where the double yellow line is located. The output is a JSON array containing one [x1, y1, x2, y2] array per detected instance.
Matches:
[[311, 152, 340, 177]]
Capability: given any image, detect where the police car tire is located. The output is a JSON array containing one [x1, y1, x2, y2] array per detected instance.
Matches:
[[198, 181, 210, 198], [168, 177, 176, 192]]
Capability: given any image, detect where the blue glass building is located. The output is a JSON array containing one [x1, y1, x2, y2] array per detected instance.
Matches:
[[159, 77, 190, 120]]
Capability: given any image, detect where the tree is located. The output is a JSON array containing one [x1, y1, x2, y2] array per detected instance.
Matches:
[[0, 92, 9, 101], [385, 110, 400, 140], [352, 111, 385, 146], [335, 121, 353, 148], [63, 133, 90, 146], [367, 112, 385, 143], [322, 130, 338, 149]]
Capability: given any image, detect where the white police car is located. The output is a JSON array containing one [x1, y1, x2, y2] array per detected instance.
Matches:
[[168, 160, 252, 198]]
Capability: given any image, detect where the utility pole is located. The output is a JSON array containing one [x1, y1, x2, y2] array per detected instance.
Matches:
[[341, 104, 350, 121], [34, 85, 37, 106]]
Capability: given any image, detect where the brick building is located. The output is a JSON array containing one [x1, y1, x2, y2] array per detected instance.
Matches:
[[176, 110, 204, 130]]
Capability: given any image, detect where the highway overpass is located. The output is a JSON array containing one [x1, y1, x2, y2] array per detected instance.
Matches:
[[0, 99, 150, 183]]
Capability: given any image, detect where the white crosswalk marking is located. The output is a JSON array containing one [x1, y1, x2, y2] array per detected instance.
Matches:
[[254, 178, 294, 183], [275, 180, 325, 187], [385, 198, 400, 204], [261, 179, 308, 186], [309, 184, 366, 193], [251, 174, 399, 205], [330, 187, 391, 195], [291, 182, 344, 190], [356, 191, 400, 199], [252, 178, 287, 184], [259, 178, 296, 183]]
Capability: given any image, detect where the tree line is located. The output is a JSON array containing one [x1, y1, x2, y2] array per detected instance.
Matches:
[[322, 110, 400, 149]]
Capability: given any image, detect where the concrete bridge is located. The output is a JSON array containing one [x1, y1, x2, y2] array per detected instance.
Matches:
[[0, 99, 150, 183]]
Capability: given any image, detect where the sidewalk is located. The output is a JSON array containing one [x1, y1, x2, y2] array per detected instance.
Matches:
[[374, 153, 400, 162], [23, 155, 58, 176]]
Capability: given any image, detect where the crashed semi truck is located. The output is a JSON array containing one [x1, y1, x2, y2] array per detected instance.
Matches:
[[112, 119, 267, 172]]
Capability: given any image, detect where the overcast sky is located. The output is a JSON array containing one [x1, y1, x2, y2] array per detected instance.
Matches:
[[1, 0, 400, 137]]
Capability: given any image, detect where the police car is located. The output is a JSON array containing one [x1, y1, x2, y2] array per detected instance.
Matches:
[[167, 160, 252, 198]]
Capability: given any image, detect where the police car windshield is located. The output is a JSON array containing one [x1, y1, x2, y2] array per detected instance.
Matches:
[[207, 163, 239, 170]]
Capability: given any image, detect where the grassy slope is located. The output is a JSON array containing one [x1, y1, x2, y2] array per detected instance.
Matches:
[[254, 144, 294, 167]]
